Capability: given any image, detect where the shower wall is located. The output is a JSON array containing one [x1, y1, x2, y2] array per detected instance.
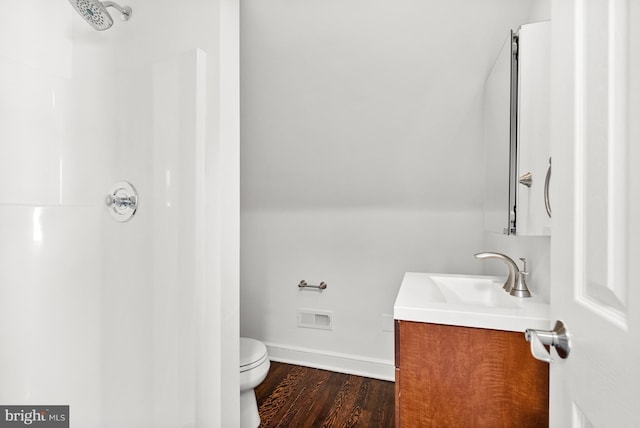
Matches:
[[0, 3, 101, 423], [0, 1, 239, 427]]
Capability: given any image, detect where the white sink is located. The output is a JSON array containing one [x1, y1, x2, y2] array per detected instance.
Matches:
[[393, 272, 549, 332]]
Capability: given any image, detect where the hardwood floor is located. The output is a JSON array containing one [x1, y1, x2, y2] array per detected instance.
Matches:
[[255, 362, 395, 428]]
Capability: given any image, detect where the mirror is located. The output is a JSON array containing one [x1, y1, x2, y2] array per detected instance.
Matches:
[[483, 22, 551, 236], [483, 31, 515, 235]]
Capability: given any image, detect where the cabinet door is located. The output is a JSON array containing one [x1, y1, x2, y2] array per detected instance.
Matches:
[[396, 321, 548, 427], [517, 21, 552, 236]]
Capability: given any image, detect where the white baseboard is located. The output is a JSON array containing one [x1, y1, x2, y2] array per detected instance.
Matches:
[[264, 342, 395, 382]]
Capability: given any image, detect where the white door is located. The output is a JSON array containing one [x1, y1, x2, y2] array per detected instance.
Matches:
[[548, 0, 640, 426]]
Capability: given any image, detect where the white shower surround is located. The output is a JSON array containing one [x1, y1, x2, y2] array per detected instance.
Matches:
[[0, 1, 239, 427]]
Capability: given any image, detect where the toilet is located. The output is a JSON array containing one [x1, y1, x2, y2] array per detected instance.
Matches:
[[240, 337, 270, 428]]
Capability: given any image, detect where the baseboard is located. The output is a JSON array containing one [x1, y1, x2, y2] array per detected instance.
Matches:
[[264, 342, 395, 382]]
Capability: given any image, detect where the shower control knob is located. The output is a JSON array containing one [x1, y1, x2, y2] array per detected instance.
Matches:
[[105, 181, 139, 222]]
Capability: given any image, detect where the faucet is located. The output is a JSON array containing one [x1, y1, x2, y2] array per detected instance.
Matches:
[[474, 252, 532, 297], [474, 252, 518, 292]]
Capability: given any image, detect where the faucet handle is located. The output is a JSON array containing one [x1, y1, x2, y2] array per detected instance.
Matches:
[[511, 257, 532, 298], [519, 257, 528, 273]]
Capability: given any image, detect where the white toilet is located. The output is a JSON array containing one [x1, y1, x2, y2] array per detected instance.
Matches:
[[240, 337, 270, 428]]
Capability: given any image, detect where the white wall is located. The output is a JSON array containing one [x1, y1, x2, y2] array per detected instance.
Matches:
[[241, 0, 546, 378]]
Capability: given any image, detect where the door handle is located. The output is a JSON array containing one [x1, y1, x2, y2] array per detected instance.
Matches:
[[525, 320, 570, 363], [544, 157, 552, 218]]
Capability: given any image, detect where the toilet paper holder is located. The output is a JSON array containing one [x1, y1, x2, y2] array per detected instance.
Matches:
[[525, 320, 571, 363]]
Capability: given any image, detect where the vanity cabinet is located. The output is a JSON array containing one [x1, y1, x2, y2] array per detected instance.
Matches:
[[394, 320, 549, 427]]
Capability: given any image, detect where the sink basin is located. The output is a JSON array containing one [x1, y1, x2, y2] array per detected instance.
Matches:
[[393, 272, 549, 332], [428, 274, 521, 308]]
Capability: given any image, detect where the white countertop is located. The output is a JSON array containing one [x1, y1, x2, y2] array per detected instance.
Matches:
[[394, 272, 550, 332]]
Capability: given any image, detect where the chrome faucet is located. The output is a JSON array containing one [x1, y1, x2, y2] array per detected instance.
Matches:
[[474, 252, 518, 292], [474, 252, 532, 297]]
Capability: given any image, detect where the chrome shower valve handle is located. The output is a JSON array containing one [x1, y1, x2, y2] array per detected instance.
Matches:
[[105, 194, 136, 209], [106, 181, 138, 222]]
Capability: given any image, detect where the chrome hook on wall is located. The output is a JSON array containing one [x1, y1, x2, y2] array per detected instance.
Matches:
[[105, 181, 138, 222]]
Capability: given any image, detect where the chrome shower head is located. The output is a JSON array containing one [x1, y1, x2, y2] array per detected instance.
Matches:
[[68, 0, 132, 31]]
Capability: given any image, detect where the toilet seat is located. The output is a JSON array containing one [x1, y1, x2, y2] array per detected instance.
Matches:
[[240, 337, 268, 373]]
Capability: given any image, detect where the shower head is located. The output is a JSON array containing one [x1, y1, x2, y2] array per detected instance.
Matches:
[[68, 0, 132, 31]]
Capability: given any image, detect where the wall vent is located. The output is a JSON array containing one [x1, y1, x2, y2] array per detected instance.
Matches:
[[297, 309, 333, 330]]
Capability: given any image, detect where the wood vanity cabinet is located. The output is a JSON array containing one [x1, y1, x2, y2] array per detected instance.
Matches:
[[394, 320, 549, 427]]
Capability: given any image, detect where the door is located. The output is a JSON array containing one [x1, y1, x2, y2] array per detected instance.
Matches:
[[549, 1, 640, 426]]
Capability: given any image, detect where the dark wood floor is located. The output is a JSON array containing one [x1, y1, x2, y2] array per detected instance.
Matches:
[[255, 362, 395, 428]]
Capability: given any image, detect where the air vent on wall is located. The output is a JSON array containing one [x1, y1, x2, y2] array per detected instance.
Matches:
[[297, 309, 332, 330]]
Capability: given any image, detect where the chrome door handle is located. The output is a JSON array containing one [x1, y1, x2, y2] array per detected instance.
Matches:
[[544, 157, 552, 218], [525, 320, 570, 363]]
